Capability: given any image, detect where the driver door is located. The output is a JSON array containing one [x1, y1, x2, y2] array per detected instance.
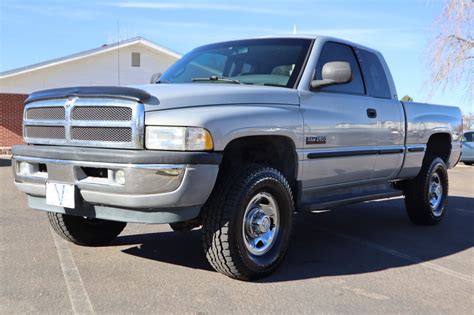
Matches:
[[300, 41, 378, 189]]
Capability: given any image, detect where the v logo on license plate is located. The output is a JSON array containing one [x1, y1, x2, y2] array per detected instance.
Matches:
[[46, 182, 76, 209]]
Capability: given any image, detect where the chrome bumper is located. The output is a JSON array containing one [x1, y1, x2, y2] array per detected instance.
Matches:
[[13, 156, 187, 196], [12, 146, 221, 224]]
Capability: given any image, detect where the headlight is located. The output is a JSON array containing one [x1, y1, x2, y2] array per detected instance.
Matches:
[[145, 126, 214, 151]]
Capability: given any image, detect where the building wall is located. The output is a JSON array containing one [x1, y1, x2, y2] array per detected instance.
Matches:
[[0, 43, 179, 94], [0, 43, 179, 150], [0, 93, 27, 150]]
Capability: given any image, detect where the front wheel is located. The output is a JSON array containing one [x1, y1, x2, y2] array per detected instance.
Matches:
[[48, 212, 127, 246], [201, 165, 294, 280], [404, 157, 449, 225]]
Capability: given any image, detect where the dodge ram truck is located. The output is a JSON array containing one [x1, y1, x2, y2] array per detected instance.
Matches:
[[12, 35, 462, 280]]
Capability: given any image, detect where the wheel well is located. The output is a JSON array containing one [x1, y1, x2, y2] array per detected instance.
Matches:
[[220, 136, 298, 186], [425, 133, 451, 164]]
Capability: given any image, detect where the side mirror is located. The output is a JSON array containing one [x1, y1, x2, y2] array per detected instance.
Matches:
[[310, 61, 352, 90]]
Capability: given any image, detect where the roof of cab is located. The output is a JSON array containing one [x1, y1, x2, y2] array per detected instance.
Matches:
[[259, 34, 381, 55]]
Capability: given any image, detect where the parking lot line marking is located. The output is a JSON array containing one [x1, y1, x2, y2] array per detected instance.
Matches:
[[318, 227, 474, 283], [50, 229, 94, 315]]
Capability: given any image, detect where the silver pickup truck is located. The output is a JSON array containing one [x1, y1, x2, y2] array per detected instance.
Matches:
[[12, 35, 462, 280]]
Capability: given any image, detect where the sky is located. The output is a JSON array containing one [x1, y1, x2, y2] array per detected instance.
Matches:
[[0, 0, 472, 113]]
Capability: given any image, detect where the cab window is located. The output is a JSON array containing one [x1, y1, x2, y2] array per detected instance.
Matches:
[[314, 42, 365, 95], [357, 49, 392, 99]]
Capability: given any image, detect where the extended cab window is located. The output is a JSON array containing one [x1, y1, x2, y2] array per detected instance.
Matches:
[[357, 49, 392, 99], [314, 42, 365, 95]]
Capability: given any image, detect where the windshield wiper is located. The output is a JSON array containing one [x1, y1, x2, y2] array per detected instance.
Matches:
[[156, 79, 171, 84], [192, 75, 242, 84], [263, 83, 286, 87]]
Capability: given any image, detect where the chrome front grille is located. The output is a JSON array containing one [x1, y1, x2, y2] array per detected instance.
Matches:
[[71, 106, 132, 121], [23, 98, 144, 149], [25, 126, 66, 139], [26, 107, 65, 120], [71, 127, 132, 142]]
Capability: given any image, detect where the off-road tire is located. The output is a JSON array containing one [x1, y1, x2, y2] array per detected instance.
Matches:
[[404, 157, 448, 225], [48, 212, 127, 246], [201, 165, 294, 281]]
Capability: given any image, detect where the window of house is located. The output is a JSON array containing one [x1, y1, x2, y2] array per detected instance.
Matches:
[[132, 52, 140, 67]]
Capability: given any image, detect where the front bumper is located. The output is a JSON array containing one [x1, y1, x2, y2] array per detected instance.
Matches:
[[12, 145, 221, 224]]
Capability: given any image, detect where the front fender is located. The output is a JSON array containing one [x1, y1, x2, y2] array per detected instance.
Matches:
[[144, 104, 304, 151]]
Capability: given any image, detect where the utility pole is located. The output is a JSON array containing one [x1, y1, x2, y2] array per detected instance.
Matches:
[[117, 20, 120, 86]]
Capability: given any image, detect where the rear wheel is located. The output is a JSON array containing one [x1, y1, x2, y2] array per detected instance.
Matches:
[[404, 157, 448, 225], [201, 165, 294, 280], [48, 212, 127, 246]]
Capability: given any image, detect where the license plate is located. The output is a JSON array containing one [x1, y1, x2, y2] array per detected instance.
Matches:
[[46, 182, 75, 208]]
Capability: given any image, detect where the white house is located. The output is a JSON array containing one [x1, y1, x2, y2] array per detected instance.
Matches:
[[0, 37, 181, 94], [0, 37, 181, 150]]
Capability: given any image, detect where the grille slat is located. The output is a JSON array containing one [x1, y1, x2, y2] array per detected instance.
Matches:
[[27, 107, 65, 120], [72, 106, 132, 121], [23, 98, 143, 149], [26, 126, 66, 139], [71, 127, 132, 142]]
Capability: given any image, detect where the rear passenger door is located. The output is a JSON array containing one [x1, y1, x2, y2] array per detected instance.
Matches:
[[300, 42, 378, 188], [356, 49, 405, 180]]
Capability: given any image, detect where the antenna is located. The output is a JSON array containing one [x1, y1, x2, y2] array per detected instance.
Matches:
[[117, 20, 120, 86]]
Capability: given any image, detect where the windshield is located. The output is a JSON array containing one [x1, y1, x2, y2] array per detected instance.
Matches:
[[159, 38, 312, 88]]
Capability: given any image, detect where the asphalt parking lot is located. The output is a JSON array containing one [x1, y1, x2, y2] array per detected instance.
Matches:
[[1, 158, 473, 314]]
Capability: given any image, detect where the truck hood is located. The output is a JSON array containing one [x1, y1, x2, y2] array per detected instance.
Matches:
[[25, 84, 300, 111], [135, 83, 300, 111]]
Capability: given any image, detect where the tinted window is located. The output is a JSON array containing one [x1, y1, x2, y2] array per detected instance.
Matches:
[[160, 38, 312, 88], [167, 52, 228, 82], [463, 132, 474, 142], [314, 42, 365, 95], [357, 50, 391, 99]]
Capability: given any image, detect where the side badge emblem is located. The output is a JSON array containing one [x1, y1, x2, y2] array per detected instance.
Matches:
[[306, 136, 327, 145]]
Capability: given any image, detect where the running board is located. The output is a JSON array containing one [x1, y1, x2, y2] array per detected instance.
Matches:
[[298, 182, 404, 212]]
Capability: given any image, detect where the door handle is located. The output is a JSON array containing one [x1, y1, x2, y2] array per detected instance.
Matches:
[[367, 108, 377, 118]]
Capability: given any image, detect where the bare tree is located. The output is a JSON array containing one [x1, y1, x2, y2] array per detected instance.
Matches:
[[428, 0, 473, 101], [463, 113, 474, 130]]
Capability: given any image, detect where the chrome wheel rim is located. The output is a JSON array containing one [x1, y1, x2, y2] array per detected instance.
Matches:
[[429, 172, 443, 215], [242, 192, 279, 256]]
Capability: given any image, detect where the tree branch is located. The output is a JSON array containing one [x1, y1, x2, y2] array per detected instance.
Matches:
[[448, 35, 474, 46]]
